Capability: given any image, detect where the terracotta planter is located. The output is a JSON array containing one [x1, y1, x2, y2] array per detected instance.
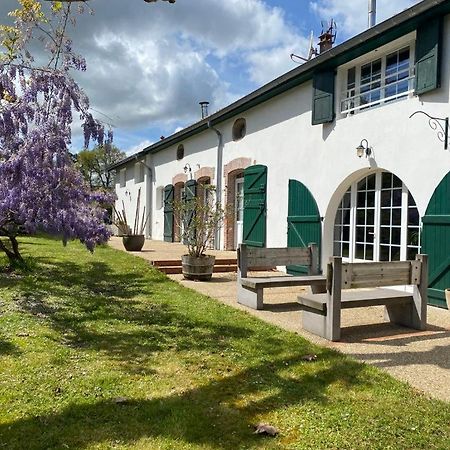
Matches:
[[122, 235, 145, 252], [181, 255, 215, 281], [445, 289, 450, 310]]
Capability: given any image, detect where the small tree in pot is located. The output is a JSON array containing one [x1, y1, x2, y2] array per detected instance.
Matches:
[[174, 185, 225, 281]]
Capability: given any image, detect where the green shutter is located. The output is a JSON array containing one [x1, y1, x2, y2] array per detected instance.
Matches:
[[163, 184, 174, 242], [243, 164, 267, 247], [415, 17, 442, 95], [312, 70, 335, 125], [287, 179, 321, 275], [183, 179, 197, 245], [422, 171, 450, 309]]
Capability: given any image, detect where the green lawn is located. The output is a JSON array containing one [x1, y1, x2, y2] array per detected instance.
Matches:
[[0, 237, 449, 450]]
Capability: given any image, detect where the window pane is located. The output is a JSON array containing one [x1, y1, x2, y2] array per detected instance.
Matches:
[[334, 226, 341, 240], [366, 227, 374, 244], [381, 209, 391, 226], [381, 190, 391, 207], [380, 226, 390, 244], [407, 247, 418, 260], [355, 244, 365, 259], [392, 175, 402, 188], [408, 228, 420, 246], [342, 243, 349, 258], [382, 172, 392, 189], [367, 191, 375, 207], [343, 226, 350, 241], [380, 245, 390, 261], [408, 208, 419, 226], [391, 246, 401, 261], [392, 208, 402, 226], [356, 226, 365, 242], [343, 209, 351, 225], [365, 244, 374, 261], [334, 242, 341, 256], [392, 189, 402, 207], [366, 208, 375, 225], [392, 227, 401, 245], [367, 174, 376, 190]]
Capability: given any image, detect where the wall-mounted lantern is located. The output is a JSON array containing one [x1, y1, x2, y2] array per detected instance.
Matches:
[[356, 139, 372, 158], [409, 110, 448, 150], [183, 163, 193, 179]]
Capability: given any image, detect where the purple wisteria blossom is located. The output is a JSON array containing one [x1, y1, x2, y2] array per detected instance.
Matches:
[[0, 1, 113, 266]]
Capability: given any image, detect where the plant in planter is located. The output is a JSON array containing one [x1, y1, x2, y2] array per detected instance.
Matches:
[[174, 185, 226, 281], [113, 188, 149, 251]]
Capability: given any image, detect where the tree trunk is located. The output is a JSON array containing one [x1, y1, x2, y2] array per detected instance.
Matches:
[[0, 235, 24, 267]]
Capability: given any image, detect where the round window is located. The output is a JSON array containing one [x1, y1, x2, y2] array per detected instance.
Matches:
[[232, 118, 246, 141], [176, 144, 184, 160]]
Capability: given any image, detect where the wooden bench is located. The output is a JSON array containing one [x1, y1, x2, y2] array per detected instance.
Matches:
[[297, 255, 428, 341], [237, 243, 326, 310]]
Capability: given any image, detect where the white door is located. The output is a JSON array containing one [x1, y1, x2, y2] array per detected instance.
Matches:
[[235, 177, 244, 248]]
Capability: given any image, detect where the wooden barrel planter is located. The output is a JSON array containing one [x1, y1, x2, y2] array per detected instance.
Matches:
[[181, 255, 215, 281], [122, 235, 145, 252]]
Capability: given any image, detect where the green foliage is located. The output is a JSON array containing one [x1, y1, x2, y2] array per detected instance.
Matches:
[[76, 145, 126, 191], [0, 236, 449, 449]]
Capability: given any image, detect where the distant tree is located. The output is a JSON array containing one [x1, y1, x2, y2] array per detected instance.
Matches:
[[76, 145, 126, 191]]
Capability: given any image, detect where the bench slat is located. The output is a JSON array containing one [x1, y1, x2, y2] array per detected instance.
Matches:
[[244, 247, 311, 268], [298, 288, 413, 311], [241, 275, 326, 290]]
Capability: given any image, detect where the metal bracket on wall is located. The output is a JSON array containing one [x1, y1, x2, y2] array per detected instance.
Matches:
[[409, 110, 449, 150]]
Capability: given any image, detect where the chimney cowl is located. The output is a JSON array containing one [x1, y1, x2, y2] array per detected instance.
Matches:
[[199, 101, 209, 119]]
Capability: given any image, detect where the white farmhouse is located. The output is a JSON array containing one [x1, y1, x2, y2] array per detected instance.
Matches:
[[110, 0, 450, 309]]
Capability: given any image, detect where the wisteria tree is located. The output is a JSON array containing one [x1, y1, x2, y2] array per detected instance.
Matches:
[[0, 0, 115, 267]]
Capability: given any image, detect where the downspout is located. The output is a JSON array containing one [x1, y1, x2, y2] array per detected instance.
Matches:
[[136, 156, 153, 238], [207, 121, 223, 250]]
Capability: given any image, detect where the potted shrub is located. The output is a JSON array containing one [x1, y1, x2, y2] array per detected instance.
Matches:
[[113, 188, 149, 251], [174, 185, 225, 281]]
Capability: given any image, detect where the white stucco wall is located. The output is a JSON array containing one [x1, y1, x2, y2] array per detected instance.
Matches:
[[115, 14, 450, 266]]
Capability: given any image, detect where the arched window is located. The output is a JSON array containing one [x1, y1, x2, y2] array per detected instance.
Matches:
[[334, 171, 420, 262]]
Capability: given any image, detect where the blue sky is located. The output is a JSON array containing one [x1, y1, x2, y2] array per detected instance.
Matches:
[[1, 0, 421, 154]]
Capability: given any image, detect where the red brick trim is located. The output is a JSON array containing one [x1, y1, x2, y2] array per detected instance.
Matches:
[[223, 157, 252, 180], [172, 173, 187, 186], [223, 157, 252, 250], [194, 166, 215, 182]]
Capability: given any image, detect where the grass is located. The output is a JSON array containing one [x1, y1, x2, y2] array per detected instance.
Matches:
[[0, 236, 449, 450]]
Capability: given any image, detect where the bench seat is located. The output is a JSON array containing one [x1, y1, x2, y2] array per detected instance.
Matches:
[[298, 288, 413, 315], [241, 275, 326, 290]]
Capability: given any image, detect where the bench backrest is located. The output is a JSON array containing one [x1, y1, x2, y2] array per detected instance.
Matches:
[[238, 243, 319, 276], [327, 256, 425, 291]]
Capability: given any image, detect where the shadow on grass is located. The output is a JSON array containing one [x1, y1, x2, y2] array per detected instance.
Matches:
[[5, 255, 260, 373], [0, 338, 20, 356], [0, 352, 364, 450]]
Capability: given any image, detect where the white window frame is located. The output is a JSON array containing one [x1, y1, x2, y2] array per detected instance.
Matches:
[[334, 171, 421, 263], [135, 161, 145, 184], [340, 42, 416, 116]]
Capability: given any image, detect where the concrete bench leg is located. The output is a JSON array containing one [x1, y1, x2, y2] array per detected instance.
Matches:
[[302, 309, 328, 338], [384, 297, 426, 330], [237, 283, 263, 310]]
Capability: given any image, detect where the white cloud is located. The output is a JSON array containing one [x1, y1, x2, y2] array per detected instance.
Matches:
[[125, 140, 154, 156], [309, 0, 422, 38]]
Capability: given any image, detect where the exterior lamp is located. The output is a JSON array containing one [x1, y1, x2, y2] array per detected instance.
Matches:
[[356, 139, 372, 158]]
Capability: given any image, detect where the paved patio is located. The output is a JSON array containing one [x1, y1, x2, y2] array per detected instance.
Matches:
[[109, 237, 450, 402]]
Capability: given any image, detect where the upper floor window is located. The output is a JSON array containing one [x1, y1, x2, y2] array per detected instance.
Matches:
[[135, 161, 145, 183], [119, 168, 126, 188], [341, 45, 414, 115]]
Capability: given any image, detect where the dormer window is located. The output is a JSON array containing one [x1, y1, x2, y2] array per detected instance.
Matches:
[[341, 45, 414, 115]]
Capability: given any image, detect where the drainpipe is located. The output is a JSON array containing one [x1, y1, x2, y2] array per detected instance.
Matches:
[[136, 156, 153, 238], [207, 121, 223, 250]]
